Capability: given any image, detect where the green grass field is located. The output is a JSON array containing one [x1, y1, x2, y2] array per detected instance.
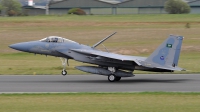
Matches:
[[1, 14, 200, 22], [0, 14, 200, 74], [0, 92, 200, 112]]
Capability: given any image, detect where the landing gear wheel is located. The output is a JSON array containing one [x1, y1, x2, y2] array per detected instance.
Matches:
[[108, 74, 116, 82], [115, 77, 121, 81], [61, 69, 67, 76], [60, 58, 69, 76]]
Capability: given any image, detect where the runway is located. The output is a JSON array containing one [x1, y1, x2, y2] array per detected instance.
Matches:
[[0, 74, 200, 93]]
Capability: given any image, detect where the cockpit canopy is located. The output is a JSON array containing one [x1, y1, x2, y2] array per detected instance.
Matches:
[[40, 36, 77, 43]]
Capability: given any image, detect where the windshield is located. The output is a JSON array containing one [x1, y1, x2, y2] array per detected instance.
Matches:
[[40, 36, 77, 43]]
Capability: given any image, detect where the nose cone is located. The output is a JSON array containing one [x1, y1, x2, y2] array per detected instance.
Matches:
[[9, 42, 29, 52]]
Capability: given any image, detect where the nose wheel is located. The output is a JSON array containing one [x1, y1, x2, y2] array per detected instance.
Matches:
[[61, 69, 67, 76], [60, 58, 69, 76]]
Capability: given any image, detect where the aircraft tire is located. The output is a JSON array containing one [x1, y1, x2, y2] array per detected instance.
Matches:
[[61, 70, 67, 76], [108, 74, 116, 82]]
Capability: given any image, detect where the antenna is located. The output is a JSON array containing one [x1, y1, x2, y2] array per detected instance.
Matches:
[[92, 32, 116, 48]]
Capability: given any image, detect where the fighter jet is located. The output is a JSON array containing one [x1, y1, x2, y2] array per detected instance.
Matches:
[[9, 32, 185, 82]]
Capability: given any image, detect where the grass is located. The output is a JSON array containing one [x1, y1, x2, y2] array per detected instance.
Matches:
[[0, 92, 200, 112], [0, 14, 200, 74], [1, 14, 200, 22], [0, 53, 89, 75]]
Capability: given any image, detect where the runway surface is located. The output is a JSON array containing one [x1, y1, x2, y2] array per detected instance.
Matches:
[[0, 74, 200, 93]]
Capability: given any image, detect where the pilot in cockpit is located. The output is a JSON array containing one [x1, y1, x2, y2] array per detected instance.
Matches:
[[54, 38, 58, 42], [46, 38, 50, 42], [40, 36, 77, 44]]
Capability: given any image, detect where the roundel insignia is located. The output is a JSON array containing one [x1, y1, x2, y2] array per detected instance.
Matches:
[[160, 56, 164, 60]]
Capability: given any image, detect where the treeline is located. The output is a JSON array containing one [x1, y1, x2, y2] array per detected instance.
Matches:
[[0, 0, 191, 17], [0, 0, 48, 16]]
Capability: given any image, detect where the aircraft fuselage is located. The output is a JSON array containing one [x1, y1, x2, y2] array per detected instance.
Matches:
[[9, 40, 136, 71]]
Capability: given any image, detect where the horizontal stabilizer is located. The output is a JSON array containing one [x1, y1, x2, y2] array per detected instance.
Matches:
[[139, 60, 186, 71]]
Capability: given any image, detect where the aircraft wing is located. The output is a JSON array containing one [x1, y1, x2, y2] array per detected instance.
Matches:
[[70, 49, 146, 66]]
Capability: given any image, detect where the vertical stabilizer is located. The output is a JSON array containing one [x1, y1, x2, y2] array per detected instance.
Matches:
[[145, 35, 184, 68]]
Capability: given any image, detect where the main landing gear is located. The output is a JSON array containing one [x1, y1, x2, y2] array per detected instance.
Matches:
[[60, 58, 69, 76], [107, 67, 121, 82], [108, 74, 121, 82]]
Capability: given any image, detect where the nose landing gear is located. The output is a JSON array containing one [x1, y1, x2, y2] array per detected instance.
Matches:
[[60, 58, 69, 76], [61, 69, 67, 76]]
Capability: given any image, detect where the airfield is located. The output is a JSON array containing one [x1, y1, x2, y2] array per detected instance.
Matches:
[[0, 74, 200, 93], [0, 15, 200, 74], [1, 74, 200, 111], [0, 15, 200, 112]]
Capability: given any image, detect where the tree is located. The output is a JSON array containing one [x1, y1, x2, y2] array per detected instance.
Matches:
[[0, 0, 22, 16], [68, 8, 86, 15], [165, 0, 191, 14]]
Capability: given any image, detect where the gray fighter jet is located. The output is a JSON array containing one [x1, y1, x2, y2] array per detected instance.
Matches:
[[9, 32, 185, 82]]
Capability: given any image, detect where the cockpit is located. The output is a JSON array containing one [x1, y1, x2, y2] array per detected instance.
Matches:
[[40, 36, 77, 43]]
